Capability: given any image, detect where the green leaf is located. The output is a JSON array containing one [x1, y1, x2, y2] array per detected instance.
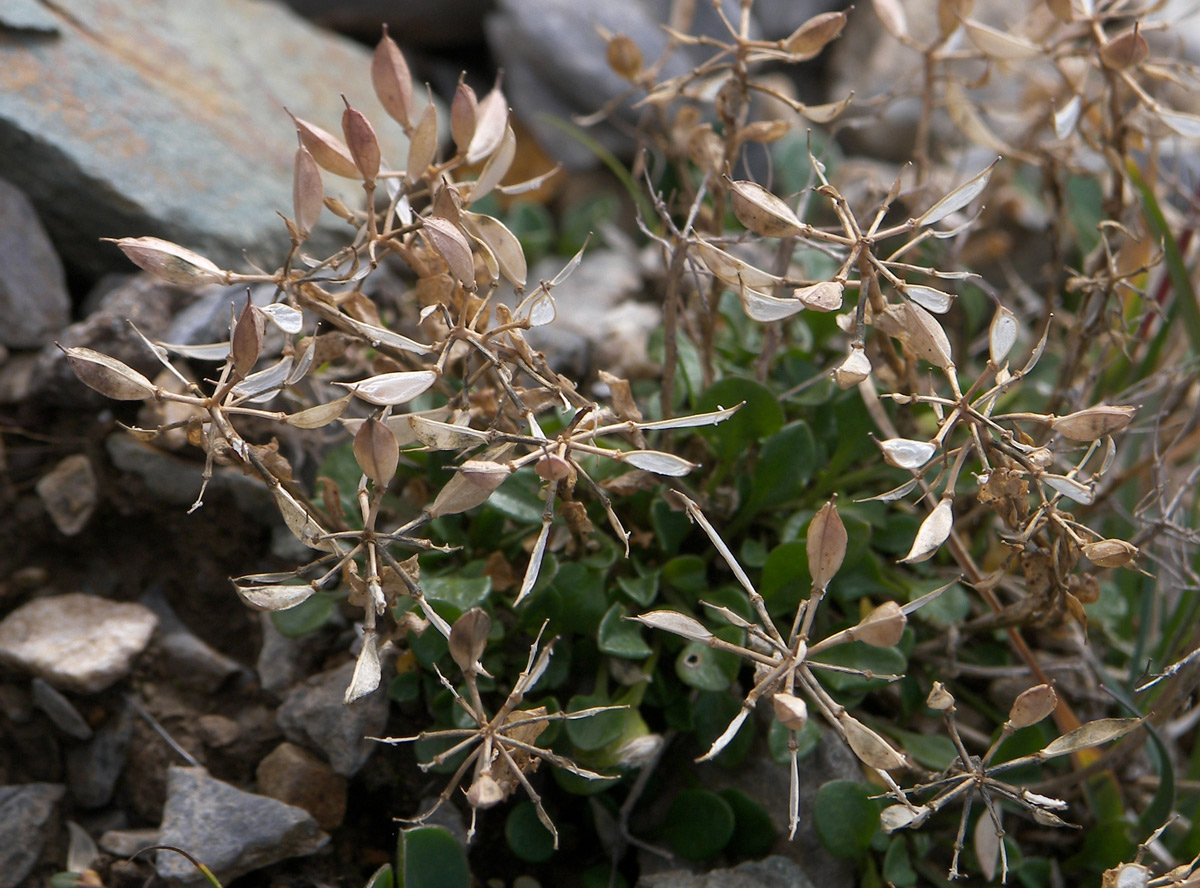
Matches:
[[423, 574, 491, 611], [559, 190, 619, 254], [387, 670, 421, 704], [761, 541, 809, 614], [809, 642, 907, 696], [886, 728, 957, 771], [270, 591, 337, 638], [504, 201, 555, 264], [486, 480, 544, 525], [582, 865, 630, 888], [768, 717, 822, 765], [814, 780, 879, 859], [565, 693, 627, 751], [883, 837, 917, 887], [1064, 173, 1103, 258], [617, 570, 660, 607], [598, 603, 652, 659], [652, 498, 693, 555], [720, 788, 777, 858], [363, 864, 394, 888], [662, 788, 736, 861], [749, 421, 816, 509], [676, 628, 741, 691], [693, 690, 755, 767], [397, 827, 470, 888], [696, 377, 785, 463], [661, 555, 707, 595], [551, 562, 607, 634], [505, 800, 556, 863]]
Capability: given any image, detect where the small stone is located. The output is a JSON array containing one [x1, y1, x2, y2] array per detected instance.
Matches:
[[156, 766, 328, 886], [636, 855, 817, 888], [197, 714, 241, 748], [98, 827, 159, 858], [257, 612, 310, 696], [0, 177, 70, 349], [31, 677, 93, 740], [141, 587, 244, 693], [256, 741, 348, 830], [67, 702, 135, 808], [0, 593, 158, 693], [276, 660, 389, 777], [0, 782, 66, 888], [35, 453, 98, 537]]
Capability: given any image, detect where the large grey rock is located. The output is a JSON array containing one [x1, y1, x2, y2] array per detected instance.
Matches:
[[0, 593, 158, 693], [0, 177, 69, 348], [276, 660, 389, 776], [638, 856, 816, 888], [156, 766, 328, 886], [0, 0, 417, 278], [0, 782, 65, 888]]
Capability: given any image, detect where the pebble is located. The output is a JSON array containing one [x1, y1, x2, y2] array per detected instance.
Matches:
[[155, 766, 328, 886], [31, 677, 93, 740], [276, 660, 389, 777], [98, 826, 160, 858], [34, 453, 98, 537], [0, 177, 70, 349], [142, 587, 244, 693], [256, 612, 310, 697], [256, 741, 348, 831], [66, 702, 135, 808], [0, 593, 158, 694], [0, 782, 66, 888], [637, 856, 816, 888]]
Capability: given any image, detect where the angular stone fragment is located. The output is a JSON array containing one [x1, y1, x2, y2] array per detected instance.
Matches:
[[0, 783, 65, 888], [276, 660, 388, 776], [0, 177, 70, 348], [0, 593, 158, 693]]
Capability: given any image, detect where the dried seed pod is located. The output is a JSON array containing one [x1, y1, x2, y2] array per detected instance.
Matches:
[[926, 682, 955, 711], [466, 773, 505, 809], [341, 101, 381, 183], [795, 281, 843, 312], [989, 304, 1018, 365], [904, 301, 954, 369], [729, 179, 802, 237], [873, 0, 908, 40], [535, 453, 572, 481], [772, 692, 809, 731], [783, 10, 848, 58], [372, 26, 414, 130], [807, 499, 847, 591], [900, 497, 953, 564], [292, 145, 324, 237], [687, 124, 725, 177], [1100, 27, 1149, 70], [428, 460, 510, 517], [839, 712, 906, 770], [1008, 683, 1057, 729], [450, 78, 478, 155], [880, 804, 929, 833], [1082, 539, 1138, 568], [466, 75, 509, 165], [878, 438, 937, 470], [104, 236, 224, 285], [338, 370, 438, 406], [353, 417, 399, 485], [606, 34, 643, 80], [407, 99, 439, 183], [421, 216, 477, 288], [449, 607, 491, 674], [850, 600, 907, 647], [231, 296, 265, 377], [833, 346, 871, 388], [1052, 405, 1136, 442], [289, 113, 361, 179], [61, 346, 158, 401], [631, 610, 712, 641], [936, 0, 972, 38]]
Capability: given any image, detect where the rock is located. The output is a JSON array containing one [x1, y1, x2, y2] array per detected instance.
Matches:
[[155, 766, 328, 886], [0, 782, 65, 888], [98, 826, 159, 858], [256, 612, 310, 696], [105, 433, 276, 521], [141, 586, 244, 693], [276, 660, 389, 777], [0, 177, 70, 348], [281, 0, 492, 47], [197, 714, 242, 749], [31, 677, 92, 740], [485, 0, 695, 169], [23, 273, 195, 409], [520, 249, 656, 378], [0, 593, 158, 693], [637, 856, 816, 888], [0, 0, 423, 278], [35, 453, 97, 537], [256, 741, 348, 830], [66, 702, 135, 808]]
